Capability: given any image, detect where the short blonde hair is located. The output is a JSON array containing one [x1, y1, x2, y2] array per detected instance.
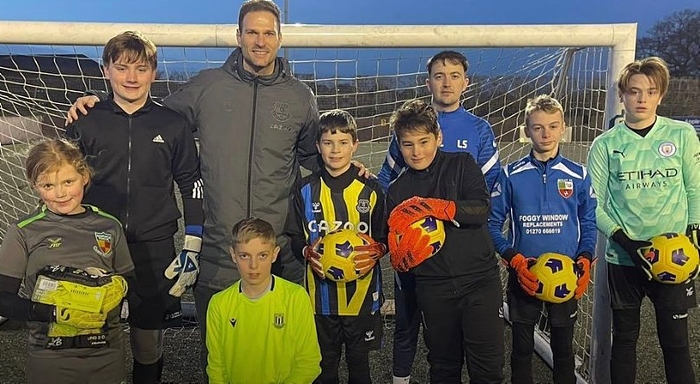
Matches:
[[617, 56, 670, 97], [524, 95, 564, 126], [230, 217, 276, 247]]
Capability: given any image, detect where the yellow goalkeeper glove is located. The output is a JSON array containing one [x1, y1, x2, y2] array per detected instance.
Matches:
[[54, 306, 107, 330]]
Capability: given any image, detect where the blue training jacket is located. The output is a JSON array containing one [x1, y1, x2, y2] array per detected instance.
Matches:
[[488, 152, 597, 260], [377, 107, 500, 191]]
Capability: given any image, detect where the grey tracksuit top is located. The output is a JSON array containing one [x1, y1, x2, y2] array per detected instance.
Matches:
[[164, 48, 321, 290]]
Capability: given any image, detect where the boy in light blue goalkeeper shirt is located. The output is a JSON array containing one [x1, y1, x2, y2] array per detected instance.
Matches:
[[587, 56, 699, 384]]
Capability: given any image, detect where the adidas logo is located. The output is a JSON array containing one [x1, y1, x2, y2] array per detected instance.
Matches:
[[152, 134, 164, 143]]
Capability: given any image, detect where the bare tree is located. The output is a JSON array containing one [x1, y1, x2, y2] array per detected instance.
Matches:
[[637, 9, 700, 77]]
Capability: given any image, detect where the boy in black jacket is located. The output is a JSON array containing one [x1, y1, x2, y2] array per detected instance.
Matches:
[[65, 31, 204, 384], [386, 99, 504, 383]]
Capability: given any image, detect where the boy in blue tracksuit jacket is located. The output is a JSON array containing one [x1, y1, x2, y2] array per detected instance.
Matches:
[[488, 95, 597, 384]]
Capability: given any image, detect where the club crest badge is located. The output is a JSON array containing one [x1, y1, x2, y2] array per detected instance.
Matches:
[[658, 141, 676, 157], [274, 313, 285, 329], [271, 101, 292, 122], [557, 179, 574, 198], [93, 232, 113, 257], [356, 199, 370, 214]]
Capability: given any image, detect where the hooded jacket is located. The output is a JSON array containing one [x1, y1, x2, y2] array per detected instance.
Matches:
[[164, 48, 321, 290]]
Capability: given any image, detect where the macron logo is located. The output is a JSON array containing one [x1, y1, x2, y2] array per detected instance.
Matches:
[[229, 318, 237, 328], [152, 135, 165, 143]]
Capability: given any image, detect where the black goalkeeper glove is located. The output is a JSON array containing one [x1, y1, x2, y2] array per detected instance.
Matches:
[[685, 224, 700, 282], [686, 224, 700, 249], [612, 230, 653, 280]]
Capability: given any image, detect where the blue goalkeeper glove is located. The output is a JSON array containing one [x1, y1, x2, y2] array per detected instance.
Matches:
[[165, 225, 202, 297]]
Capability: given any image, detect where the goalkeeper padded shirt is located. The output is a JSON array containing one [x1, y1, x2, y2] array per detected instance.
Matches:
[[0, 205, 134, 355], [488, 151, 597, 261], [377, 107, 500, 191], [286, 164, 387, 316], [386, 150, 500, 280], [205, 276, 321, 384], [587, 116, 700, 266]]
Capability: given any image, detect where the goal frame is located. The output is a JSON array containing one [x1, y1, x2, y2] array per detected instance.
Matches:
[[0, 21, 636, 384]]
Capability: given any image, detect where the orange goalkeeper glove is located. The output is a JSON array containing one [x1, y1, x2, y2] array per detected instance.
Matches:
[[303, 237, 325, 279], [575, 253, 592, 300], [509, 254, 539, 296], [389, 226, 433, 272], [388, 196, 456, 233], [353, 233, 387, 277]]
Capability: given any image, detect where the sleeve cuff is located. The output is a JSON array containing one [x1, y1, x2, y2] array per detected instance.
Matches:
[[577, 252, 593, 262], [501, 248, 518, 262]]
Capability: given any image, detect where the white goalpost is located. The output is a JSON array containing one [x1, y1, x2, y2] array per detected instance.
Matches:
[[0, 21, 636, 383]]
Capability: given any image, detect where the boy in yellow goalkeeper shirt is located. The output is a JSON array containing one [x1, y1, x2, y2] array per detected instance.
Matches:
[[206, 217, 321, 383]]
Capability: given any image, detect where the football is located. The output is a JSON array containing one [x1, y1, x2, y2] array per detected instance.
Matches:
[[530, 252, 578, 303], [646, 233, 699, 284], [395, 216, 446, 259], [315, 229, 371, 282]]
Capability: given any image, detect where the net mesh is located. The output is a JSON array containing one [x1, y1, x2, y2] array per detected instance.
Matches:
[[0, 42, 616, 381]]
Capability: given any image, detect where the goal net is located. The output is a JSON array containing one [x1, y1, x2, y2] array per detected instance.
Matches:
[[0, 21, 636, 383]]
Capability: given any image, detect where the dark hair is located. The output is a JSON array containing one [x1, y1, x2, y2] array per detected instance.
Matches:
[[25, 139, 92, 187], [426, 50, 469, 75], [238, 0, 282, 32], [102, 30, 157, 70], [317, 109, 358, 142], [389, 99, 440, 139], [230, 217, 276, 247]]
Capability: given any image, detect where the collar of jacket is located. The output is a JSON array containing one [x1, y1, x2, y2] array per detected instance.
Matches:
[[106, 94, 154, 116], [320, 164, 360, 191], [436, 106, 466, 119], [222, 47, 291, 86], [527, 149, 562, 170], [406, 150, 444, 178]]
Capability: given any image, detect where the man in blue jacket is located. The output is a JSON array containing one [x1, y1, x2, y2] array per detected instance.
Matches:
[[377, 50, 500, 384], [488, 95, 597, 384]]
